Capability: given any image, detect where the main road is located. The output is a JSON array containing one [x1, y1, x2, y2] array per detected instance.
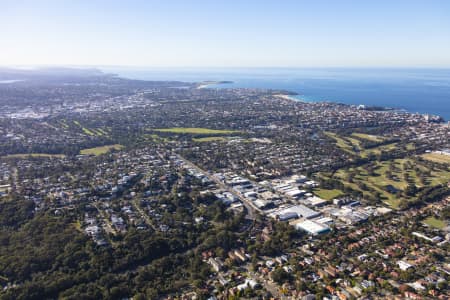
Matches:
[[174, 153, 261, 221]]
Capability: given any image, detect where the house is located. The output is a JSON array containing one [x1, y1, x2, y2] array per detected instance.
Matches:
[[266, 260, 275, 268], [236, 278, 259, 290], [397, 260, 414, 271], [218, 274, 229, 286], [234, 249, 247, 262], [208, 257, 224, 272], [194, 216, 204, 224], [412, 231, 443, 243], [404, 291, 421, 299]]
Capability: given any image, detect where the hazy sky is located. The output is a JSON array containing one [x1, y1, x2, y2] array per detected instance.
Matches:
[[1, 0, 450, 67]]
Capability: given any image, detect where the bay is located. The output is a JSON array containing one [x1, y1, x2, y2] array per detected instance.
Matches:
[[102, 67, 450, 121]]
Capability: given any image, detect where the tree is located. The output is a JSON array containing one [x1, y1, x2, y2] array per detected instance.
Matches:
[[271, 267, 291, 284], [404, 183, 417, 197]]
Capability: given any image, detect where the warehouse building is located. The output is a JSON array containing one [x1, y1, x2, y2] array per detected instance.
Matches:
[[294, 220, 331, 235]]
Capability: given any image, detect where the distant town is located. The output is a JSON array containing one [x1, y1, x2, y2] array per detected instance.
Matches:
[[0, 68, 449, 300]]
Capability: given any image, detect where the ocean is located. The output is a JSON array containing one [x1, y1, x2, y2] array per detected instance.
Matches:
[[102, 67, 450, 121]]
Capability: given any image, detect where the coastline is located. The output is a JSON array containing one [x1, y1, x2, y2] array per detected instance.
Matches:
[[105, 68, 450, 121], [274, 94, 306, 103], [194, 80, 447, 121]]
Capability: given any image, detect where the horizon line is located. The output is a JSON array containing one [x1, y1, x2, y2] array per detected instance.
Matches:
[[2, 64, 450, 71]]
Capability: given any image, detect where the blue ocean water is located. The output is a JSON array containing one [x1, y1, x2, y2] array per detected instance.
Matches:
[[102, 67, 450, 120]]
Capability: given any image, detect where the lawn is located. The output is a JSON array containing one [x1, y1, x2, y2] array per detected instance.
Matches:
[[361, 142, 398, 157], [142, 134, 170, 143], [153, 127, 239, 134], [72, 120, 108, 136], [322, 133, 449, 209], [325, 132, 359, 154], [59, 120, 69, 129], [80, 144, 124, 155], [73, 220, 82, 231], [193, 136, 227, 142], [423, 216, 446, 229], [82, 127, 95, 136], [325, 131, 399, 158], [321, 157, 450, 209], [96, 128, 108, 135], [421, 153, 450, 165], [406, 143, 416, 150], [351, 133, 384, 142], [313, 188, 343, 200]]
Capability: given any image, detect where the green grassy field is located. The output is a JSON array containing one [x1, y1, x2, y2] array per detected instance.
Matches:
[[153, 127, 238, 134], [421, 153, 450, 164], [98, 128, 111, 136], [2, 153, 66, 159], [423, 216, 446, 229], [325, 132, 360, 154], [351, 133, 384, 142], [193, 136, 227, 142], [313, 188, 343, 200], [406, 143, 416, 151], [81, 127, 95, 136], [72, 120, 106, 136], [141, 134, 170, 143], [80, 144, 124, 155], [326, 131, 399, 157], [364, 143, 399, 156], [319, 157, 450, 209], [59, 120, 69, 129], [73, 220, 82, 231]]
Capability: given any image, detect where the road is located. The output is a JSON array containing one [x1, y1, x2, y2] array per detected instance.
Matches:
[[131, 197, 157, 231], [174, 154, 261, 221], [92, 202, 118, 247]]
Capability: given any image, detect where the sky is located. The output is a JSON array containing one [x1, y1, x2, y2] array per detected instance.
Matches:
[[1, 0, 450, 68]]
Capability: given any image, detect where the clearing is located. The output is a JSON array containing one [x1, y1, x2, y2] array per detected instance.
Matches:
[[351, 133, 384, 142], [421, 153, 450, 165], [313, 188, 343, 200], [318, 157, 450, 209], [423, 216, 446, 229], [326, 131, 399, 157], [80, 144, 124, 156]]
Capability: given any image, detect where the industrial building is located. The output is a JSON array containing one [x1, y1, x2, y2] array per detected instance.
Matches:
[[294, 220, 331, 235], [272, 204, 321, 220]]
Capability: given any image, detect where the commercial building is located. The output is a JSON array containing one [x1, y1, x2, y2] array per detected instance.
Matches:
[[294, 220, 331, 235]]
